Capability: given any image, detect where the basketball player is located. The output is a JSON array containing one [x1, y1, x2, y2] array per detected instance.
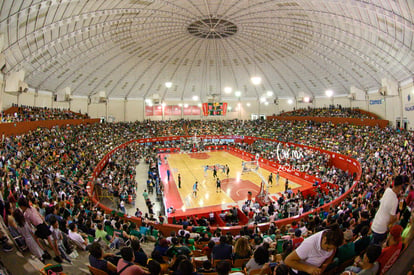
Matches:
[[276, 171, 280, 185], [193, 181, 198, 197], [216, 178, 221, 193], [213, 166, 217, 178], [178, 174, 181, 188], [268, 173, 273, 186], [225, 164, 230, 177], [285, 178, 289, 192]]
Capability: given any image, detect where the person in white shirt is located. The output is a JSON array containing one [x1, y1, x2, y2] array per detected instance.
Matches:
[[285, 228, 344, 275], [68, 223, 88, 250], [370, 175, 408, 245]]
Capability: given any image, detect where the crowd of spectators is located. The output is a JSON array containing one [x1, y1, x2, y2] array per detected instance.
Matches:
[[0, 115, 412, 274], [0, 104, 89, 123], [278, 106, 378, 119]]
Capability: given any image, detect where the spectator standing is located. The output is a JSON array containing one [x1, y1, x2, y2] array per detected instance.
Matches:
[[370, 175, 407, 245], [18, 197, 62, 263], [12, 209, 44, 262], [142, 190, 149, 201]]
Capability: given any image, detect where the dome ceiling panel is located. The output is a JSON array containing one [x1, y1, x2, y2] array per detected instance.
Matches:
[[1, 0, 413, 100]]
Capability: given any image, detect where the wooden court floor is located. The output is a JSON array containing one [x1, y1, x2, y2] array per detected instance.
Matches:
[[161, 151, 300, 210]]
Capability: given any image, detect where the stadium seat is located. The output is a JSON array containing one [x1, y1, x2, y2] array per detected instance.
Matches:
[[88, 265, 109, 275]]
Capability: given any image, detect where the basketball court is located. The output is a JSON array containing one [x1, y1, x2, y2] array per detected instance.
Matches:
[[155, 150, 302, 216]]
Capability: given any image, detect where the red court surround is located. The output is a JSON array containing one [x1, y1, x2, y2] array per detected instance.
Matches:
[[87, 135, 361, 236]]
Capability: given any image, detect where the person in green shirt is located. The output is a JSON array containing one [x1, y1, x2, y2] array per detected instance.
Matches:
[[95, 223, 111, 244], [142, 190, 149, 200]]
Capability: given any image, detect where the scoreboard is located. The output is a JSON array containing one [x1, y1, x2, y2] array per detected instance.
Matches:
[[202, 102, 228, 116]]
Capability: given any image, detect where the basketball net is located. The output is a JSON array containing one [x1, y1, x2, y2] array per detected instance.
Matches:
[[255, 180, 271, 206]]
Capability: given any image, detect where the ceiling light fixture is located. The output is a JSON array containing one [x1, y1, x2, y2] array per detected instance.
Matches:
[[224, 87, 232, 94], [325, 89, 333, 97], [165, 82, 172, 88], [287, 99, 293, 105], [267, 91, 274, 97], [251, 76, 262, 85], [235, 91, 241, 97], [192, 95, 199, 101]]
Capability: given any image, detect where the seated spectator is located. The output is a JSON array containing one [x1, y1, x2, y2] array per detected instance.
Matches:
[[202, 240, 216, 261], [147, 259, 161, 275], [153, 238, 169, 256], [353, 211, 370, 237], [377, 224, 403, 275], [197, 260, 215, 273], [285, 228, 344, 275], [335, 229, 355, 265], [233, 236, 252, 260], [245, 246, 269, 274], [68, 222, 88, 250], [88, 242, 117, 275], [131, 239, 148, 267], [212, 236, 233, 260], [117, 246, 147, 275], [166, 237, 192, 259], [216, 260, 243, 275], [176, 258, 199, 275], [197, 232, 210, 243], [292, 229, 304, 249], [169, 255, 188, 273], [95, 223, 111, 244], [275, 264, 290, 275], [354, 226, 371, 256], [0, 231, 13, 252], [341, 244, 382, 275]]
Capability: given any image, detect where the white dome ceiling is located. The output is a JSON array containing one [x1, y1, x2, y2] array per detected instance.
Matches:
[[1, 0, 414, 101]]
